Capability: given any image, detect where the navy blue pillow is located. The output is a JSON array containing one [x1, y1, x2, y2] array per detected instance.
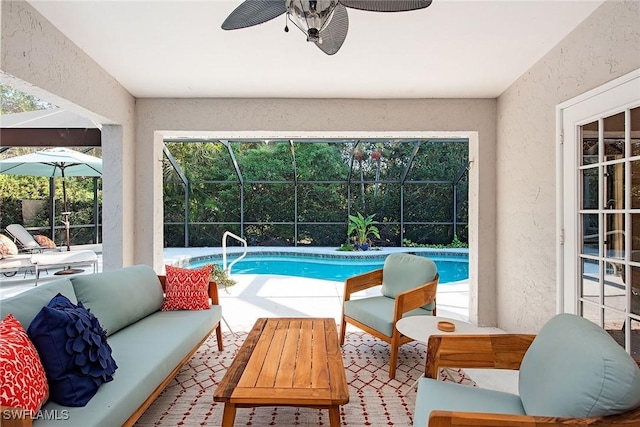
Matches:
[[27, 293, 117, 407]]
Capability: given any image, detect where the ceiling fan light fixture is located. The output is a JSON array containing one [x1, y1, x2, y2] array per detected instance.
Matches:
[[286, 0, 338, 43]]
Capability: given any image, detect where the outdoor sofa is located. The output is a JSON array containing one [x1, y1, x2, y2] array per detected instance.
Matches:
[[0, 264, 223, 426]]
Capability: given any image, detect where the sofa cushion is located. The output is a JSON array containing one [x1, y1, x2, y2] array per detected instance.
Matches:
[[0, 278, 77, 330], [71, 264, 164, 336], [37, 306, 221, 426], [344, 296, 434, 337], [0, 314, 49, 416], [519, 313, 640, 417], [161, 264, 213, 311], [413, 378, 525, 427], [27, 294, 117, 407], [381, 253, 437, 298]]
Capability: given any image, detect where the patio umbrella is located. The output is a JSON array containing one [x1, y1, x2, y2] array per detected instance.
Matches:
[[0, 147, 102, 254]]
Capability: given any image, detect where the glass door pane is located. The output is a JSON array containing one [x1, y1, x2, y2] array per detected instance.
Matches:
[[577, 106, 640, 358]]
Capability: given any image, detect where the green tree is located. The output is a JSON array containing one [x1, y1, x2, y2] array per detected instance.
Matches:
[[162, 139, 469, 248], [0, 84, 55, 113]]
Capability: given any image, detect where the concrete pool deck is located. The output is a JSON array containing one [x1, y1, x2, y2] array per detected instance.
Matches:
[[164, 246, 471, 330]]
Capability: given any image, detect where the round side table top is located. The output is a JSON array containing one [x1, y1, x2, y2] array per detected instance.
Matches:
[[396, 315, 498, 343]]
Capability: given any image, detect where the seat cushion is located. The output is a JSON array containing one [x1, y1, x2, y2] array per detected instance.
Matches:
[[413, 378, 525, 427], [344, 296, 433, 337], [71, 265, 164, 336], [31, 250, 97, 266], [37, 306, 221, 426], [381, 253, 437, 298], [519, 313, 640, 417]]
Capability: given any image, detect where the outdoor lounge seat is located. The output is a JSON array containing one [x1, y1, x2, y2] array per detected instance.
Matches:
[[6, 223, 60, 253], [31, 250, 98, 284], [413, 313, 640, 426], [0, 250, 97, 285], [340, 252, 439, 379], [0, 254, 34, 276]]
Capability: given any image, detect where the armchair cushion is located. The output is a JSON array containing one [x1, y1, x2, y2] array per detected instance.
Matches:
[[344, 296, 434, 337], [414, 378, 525, 427], [519, 313, 640, 417], [381, 253, 437, 299]]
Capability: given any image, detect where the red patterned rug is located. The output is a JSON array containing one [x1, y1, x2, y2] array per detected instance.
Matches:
[[135, 330, 475, 426]]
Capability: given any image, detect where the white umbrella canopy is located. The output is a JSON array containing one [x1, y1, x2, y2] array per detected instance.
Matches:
[[0, 147, 102, 251], [0, 147, 102, 177]]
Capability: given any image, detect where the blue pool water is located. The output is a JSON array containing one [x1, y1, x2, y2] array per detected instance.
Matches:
[[188, 253, 468, 284]]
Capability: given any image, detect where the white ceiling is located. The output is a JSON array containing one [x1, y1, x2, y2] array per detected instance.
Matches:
[[27, 0, 605, 99]]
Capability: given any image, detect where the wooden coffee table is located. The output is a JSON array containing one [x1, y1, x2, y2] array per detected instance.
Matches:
[[214, 317, 349, 427]]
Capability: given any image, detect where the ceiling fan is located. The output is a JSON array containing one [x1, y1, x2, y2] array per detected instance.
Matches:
[[222, 0, 433, 55]]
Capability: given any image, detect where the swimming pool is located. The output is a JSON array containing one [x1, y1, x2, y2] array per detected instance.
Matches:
[[187, 253, 468, 284]]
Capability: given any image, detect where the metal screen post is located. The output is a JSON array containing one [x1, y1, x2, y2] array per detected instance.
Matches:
[[49, 177, 56, 239], [400, 185, 404, 246], [452, 183, 457, 239], [184, 184, 190, 247], [93, 177, 100, 243]]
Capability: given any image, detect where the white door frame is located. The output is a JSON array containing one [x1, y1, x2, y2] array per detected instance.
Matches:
[[557, 68, 640, 314]]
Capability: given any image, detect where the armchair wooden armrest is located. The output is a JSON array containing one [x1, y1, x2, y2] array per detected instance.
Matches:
[[425, 333, 536, 379], [428, 407, 640, 427], [1, 406, 32, 427], [343, 268, 383, 301], [394, 273, 439, 317], [157, 275, 223, 351]]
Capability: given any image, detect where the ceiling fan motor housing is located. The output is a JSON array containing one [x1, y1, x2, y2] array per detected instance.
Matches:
[[286, 0, 338, 42]]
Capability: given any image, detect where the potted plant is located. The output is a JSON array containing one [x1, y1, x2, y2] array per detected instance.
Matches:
[[206, 264, 237, 291], [347, 212, 381, 251]]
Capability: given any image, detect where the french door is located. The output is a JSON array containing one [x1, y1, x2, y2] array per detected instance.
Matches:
[[560, 69, 640, 358]]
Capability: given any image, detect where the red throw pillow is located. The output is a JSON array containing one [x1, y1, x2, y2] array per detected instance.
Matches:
[[33, 235, 57, 249], [0, 314, 49, 416], [161, 265, 213, 311]]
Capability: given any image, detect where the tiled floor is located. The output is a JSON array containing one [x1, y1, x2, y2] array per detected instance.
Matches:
[[0, 246, 519, 393]]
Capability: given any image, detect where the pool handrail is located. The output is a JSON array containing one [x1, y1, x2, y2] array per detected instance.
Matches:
[[222, 231, 247, 275]]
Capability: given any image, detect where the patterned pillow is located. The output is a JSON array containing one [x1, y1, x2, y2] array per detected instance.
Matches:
[[0, 314, 49, 416], [27, 294, 118, 407], [0, 233, 18, 255], [33, 235, 57, 249], [161, 265, 213, 311]]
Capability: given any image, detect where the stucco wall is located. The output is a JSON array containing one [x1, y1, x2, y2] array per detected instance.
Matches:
[[496, 0, 640, 332], [136, 98, 498, 325], [0, 0, 137, 270]]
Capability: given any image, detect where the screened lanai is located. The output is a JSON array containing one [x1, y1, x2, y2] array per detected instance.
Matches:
[[162, 138, 469, 248]]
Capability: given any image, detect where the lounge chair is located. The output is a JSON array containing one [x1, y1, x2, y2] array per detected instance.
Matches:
[[0, 254, 34, 277], [6, 224, 60, 253], [0, 250, 98, 285]]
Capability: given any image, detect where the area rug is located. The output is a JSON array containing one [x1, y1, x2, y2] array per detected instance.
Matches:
[[135, 330, 475, 426]]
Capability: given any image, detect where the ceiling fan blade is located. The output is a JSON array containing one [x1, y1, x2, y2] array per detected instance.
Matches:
[[339, 0, 432, 12], [315, 3, 349, 55], [221, 0, 286, 30]]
